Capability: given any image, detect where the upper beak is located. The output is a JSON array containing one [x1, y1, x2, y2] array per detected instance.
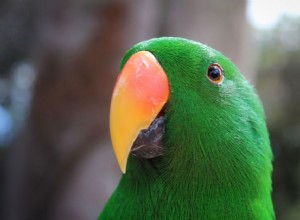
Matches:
[[110, 51, 169, 173]]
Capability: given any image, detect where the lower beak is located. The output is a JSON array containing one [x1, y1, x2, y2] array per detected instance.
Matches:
[[110, 51, 169, 173]]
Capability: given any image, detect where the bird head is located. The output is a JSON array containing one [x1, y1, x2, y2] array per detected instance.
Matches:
[[110, 37, 272, 190]]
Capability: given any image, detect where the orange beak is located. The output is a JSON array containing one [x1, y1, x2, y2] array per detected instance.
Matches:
[[110, 51, 169, 173]]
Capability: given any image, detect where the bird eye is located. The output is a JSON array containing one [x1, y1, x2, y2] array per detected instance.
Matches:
[[206, 63, 224, 85]]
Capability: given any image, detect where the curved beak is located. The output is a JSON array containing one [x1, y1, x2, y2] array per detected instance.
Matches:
[[110, 51, 169, 173]]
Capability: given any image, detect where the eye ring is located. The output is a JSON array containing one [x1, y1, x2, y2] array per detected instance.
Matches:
[[206, 63, 224, 85]]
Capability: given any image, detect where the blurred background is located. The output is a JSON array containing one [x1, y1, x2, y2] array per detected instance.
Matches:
[[0, 0, 299, 219]]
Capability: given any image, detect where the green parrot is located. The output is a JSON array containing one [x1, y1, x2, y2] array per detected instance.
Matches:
[[99, 37, 274, 219]]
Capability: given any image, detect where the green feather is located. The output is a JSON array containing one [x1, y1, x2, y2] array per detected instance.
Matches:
[[99, 37, 274, 219]]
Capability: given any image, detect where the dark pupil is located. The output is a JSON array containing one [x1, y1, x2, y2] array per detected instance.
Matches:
[[208, 66, 220, 79]]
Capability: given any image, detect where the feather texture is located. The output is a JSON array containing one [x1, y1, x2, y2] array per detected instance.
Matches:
[[99, 37, 274, 220]]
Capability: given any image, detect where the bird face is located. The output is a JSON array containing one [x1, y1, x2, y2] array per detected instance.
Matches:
[[110, 37, 271, 178], [103, 38, 274, 220]]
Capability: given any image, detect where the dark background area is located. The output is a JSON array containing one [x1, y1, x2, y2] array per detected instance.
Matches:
[[0, 0, 299, 219]]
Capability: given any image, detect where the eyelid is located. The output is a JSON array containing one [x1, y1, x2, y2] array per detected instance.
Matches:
[[211, 63, 223, 72]]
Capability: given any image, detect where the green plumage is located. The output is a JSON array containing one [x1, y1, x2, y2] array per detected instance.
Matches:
[[100, 37, 274, 219]]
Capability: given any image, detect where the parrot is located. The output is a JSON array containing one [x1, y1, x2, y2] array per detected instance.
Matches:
[[99, 37, 274, 219]]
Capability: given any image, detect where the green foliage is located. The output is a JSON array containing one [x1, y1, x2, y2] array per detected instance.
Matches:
[[100, 38, 274, 219]]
